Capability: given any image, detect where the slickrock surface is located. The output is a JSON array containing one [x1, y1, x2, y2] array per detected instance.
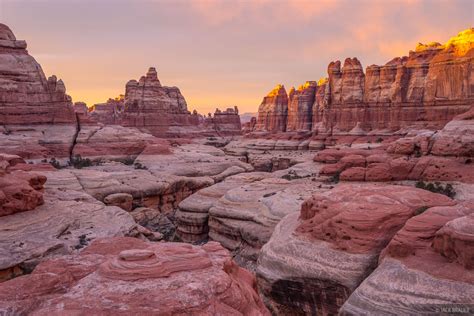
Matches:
[[177, 159, 326, 266], [195, 163, 325, 265], [0, 237, 270, 315], [254, 28, 474, 135], [0, 23, 77, 158], [67, 167, 212, 213], [0, 154, 46, 217], [57, 144, 251, 215], [177, 172, 272, 243], [431, 106, 474, 157], [341, 201, 474, 315], [255, 84, 289, 132], [72, 124, 171, 160], [256, 184, 455, 315], [136, 143, 253, 182], [0, 143, 252, 281], [209, 175, 328, 267], [0, 170, 141, 281], [224, 139, 318, 171]]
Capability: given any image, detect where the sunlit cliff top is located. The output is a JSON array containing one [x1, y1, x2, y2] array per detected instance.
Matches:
[[267, 84, 286, 97], [317, 77, 328, 86], [415, 27, 473, 56]]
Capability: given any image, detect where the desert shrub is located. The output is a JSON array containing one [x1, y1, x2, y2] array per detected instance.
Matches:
[[49, 158, 61, 169], [376, 137, 383, 143], [134, 162, 148, 170], [325, 171, 340, 184], [122, 157, 135, 165], [281, 170, 309, 181], [415, 181, 456, 198], [70, 155, 94, 169]]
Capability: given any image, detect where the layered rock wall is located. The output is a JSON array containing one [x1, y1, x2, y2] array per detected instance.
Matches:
[[256, 28, 474, 135], [0, 23, 78, 158], [286, 81, 317, 131], [88, 68, 242, 137], [255, 84, 288, 132], [119, 67, 201, 137], [202, 107, 242, 135]]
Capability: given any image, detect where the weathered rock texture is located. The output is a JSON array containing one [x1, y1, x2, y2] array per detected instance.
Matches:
[[0, 143, 253, 281], [316, 107, 474, 183], [0, 169, 142, 281], [287, 81, 317, 131], [255, 84, 289, 132], [0, 154, 46, 217], [256, 184, 455, 315], [71, 124, 171, 161], [341, 201, 474, 315], [118, 67, 201, 137], [0, 23, 77, 158], [202, 107, 242, 135], [176, 172, 271, 243], [255, 28, 474, 135], [0, 237, 270, 315], [89, 95, 124, 125], [177, 161, 327, 268]]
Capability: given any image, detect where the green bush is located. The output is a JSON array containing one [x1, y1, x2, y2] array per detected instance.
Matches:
[[415, 181, 456, 198]]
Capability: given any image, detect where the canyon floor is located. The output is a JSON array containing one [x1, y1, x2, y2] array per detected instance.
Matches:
[[1, 114, 473, 314]]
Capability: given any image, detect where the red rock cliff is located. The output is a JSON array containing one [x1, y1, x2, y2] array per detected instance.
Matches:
[[0, 23, 78, 158], [256, 28, 474, 135], [255, 84, 289, 132]]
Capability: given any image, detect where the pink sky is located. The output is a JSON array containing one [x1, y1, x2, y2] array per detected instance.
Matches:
[[1, 0, 472, 114]]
